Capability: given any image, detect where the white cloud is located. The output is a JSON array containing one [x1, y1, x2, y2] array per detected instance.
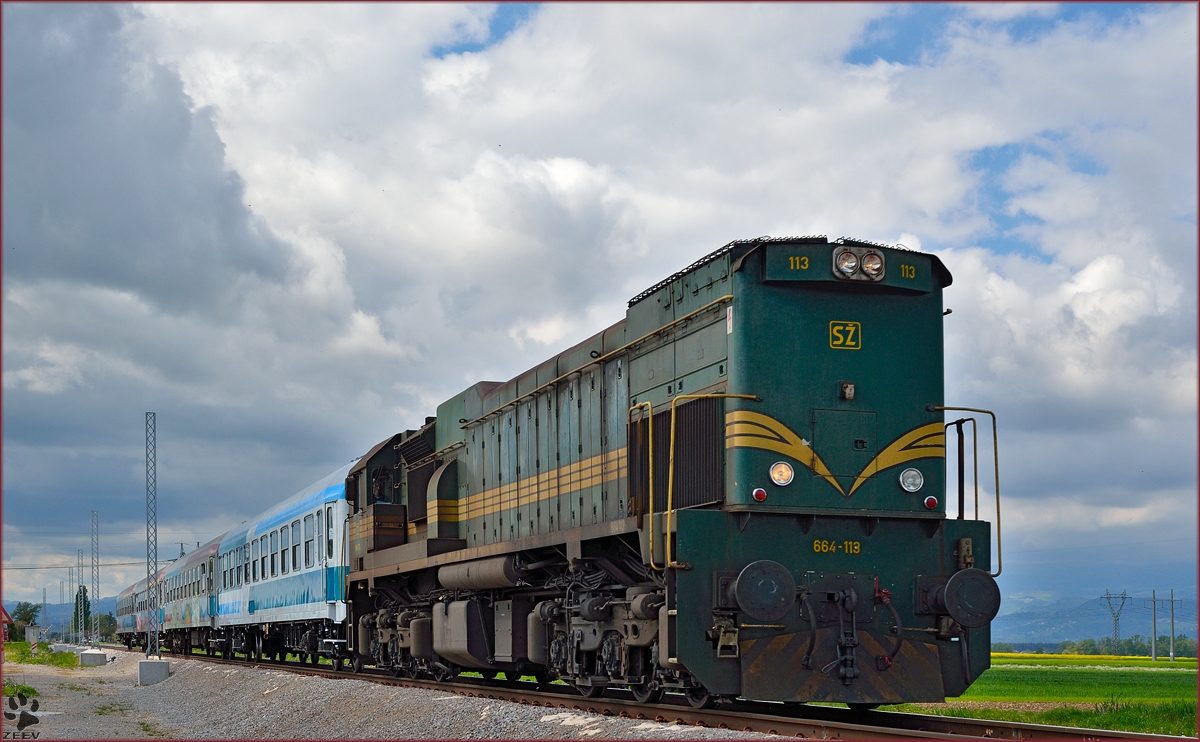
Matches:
[[2, 3, 1195, 600]]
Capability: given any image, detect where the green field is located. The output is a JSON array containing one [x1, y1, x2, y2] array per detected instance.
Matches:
[[881, 653, 1197, 737], [991, 652, 1199, 670]]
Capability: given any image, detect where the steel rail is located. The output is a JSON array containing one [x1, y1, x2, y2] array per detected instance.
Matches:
[[108, 646, 1185, 740]]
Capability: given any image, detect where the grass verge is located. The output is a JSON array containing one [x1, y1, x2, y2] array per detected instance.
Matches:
[[2, 679, 39, 698], [886, 698, 1196, 737], [4, 641, 79, 668]]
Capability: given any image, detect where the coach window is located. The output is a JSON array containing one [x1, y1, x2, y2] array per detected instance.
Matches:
[[270, 531, 278, 577], [326, 506, 334, 560], [252, 540, 260, 582], [237, 548, 244, 587], [260, 536, 268, 580], [244, 544, 251, 584], [280, 527, 290, 575], [291, 519, 301, 571], [303, 514, 315, 568]]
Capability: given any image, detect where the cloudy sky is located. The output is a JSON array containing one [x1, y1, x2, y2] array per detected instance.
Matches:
[[3, 3, 1196, 610]]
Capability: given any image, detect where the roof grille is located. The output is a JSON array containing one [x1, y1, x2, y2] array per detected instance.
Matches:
[[628, 235, 828, 307]]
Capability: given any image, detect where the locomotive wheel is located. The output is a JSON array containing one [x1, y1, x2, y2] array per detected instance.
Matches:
[[847, 703, 880, 712], [479, 670, 498, 680], [631, 682, 664, 704], [334, 657, 344, 672], [685, 686, 717, 709], [310, 652, 320, 667], [352, 655, 363, 674], [298, 652, 308, 664], [574, 683, 605, 699]]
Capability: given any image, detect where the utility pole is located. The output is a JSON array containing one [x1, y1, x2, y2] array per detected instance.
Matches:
[[1169, 590, 1176, 660], [77, 550, 84, 644], [59, 580, 64, 640], [1145, 591, 1185, 661], [68, 567, 74, 643], [1144, 591, 1158, 660], [146, 412, 160, 658], [41, 588, 47, 639], [1103, 590, 1128, 647], [91, 511, 99, 645]]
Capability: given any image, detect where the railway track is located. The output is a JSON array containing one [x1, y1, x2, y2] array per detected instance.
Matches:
[[111, 646, 1185, 740]]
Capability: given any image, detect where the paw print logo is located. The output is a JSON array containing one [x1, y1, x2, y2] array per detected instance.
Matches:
[[4, 693, 40, 731]]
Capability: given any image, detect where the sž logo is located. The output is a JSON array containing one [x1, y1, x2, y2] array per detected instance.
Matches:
[[3, 693, 40, 735]]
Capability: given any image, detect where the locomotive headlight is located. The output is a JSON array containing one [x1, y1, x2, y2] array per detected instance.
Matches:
[[899, 467, 924, 492], [835, 250, 859, 276], [769, 461, 794, 486], [861, 252, 884, 278]]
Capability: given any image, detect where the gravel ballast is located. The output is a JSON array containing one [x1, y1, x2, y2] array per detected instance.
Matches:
[[3, 651, 786, 739]]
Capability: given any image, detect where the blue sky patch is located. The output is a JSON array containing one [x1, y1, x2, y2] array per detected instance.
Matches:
[[963, 143, 1048, 258], [433, 3, 538, 58], [846, 3, 1148, 67]]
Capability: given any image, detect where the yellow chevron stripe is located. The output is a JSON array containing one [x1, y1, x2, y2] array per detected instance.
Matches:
[[725, 410, 844, 495], [725, 412, 944, 499], [847, 422, 945, 496]]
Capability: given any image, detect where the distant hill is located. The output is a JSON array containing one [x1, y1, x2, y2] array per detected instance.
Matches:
[[993, 594, 1197, 643], [4, 597, 116, 637]]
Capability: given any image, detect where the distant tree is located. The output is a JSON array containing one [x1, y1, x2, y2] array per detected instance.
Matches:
[[991, 642, 1014, 652], [97, 613, 118, 642], [1159, 634, 1197, 658], [12, 602, 40, 626], [71, 586, 91, 639]]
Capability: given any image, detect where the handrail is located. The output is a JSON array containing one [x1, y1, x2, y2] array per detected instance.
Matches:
[[943, 418, 979, 520], [666, 393, 759, 568], [628, 402, 660, 572], [460, 295, 735, 429], [935, 406, 1001, 578]]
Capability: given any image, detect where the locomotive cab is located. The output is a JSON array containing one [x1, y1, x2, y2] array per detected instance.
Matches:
[[656, 239, 1000, 704]]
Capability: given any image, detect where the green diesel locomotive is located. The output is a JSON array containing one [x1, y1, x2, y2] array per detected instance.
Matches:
[[344, 236, 1002, 708]]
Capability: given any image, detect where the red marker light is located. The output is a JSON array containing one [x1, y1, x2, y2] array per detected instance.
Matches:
[[752, 488, 767, 502], [924, 495, 938, 509]]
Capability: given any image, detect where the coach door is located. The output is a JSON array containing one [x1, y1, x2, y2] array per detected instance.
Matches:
[[208, 557, 218, 628]]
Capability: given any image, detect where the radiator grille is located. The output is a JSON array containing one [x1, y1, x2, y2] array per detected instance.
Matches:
[[628, 396, 724, 515]]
